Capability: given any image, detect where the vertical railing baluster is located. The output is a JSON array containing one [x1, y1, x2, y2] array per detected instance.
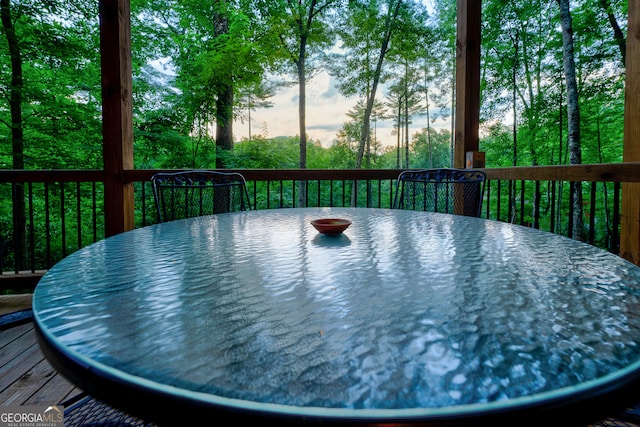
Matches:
[[12, 183, 19, 273], [520, 180, 525, 225], [533, 181, 540, 229], [28, 183, 35, 272], [568, 182, 575, 239], [549, 181, 556, 234], [292, 180, 297, 208], [266, 180, 271, 209], [329, 180, 334, 207], [613, 182, 620, 254], [589, 182, 597, 245], [365, 180, 370, 208], [61, 182, 67, 258], [77, 182, 82, 250], [93, 182, 98, 242], [496, 180, 502, 222], [484, 180, 490, 219], [45, 182, 51, 267], [139, 182, 146, 226], [507, 181, 514, 223]]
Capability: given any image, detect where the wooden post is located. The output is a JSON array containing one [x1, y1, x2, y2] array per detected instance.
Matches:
[[99, 0, 134, 236], [454, 0, 481, 169], [621, 0, 640, 265]]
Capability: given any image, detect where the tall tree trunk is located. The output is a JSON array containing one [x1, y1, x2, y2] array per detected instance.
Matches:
[[396, 97, 402, 168], [404, 62, 409, 168], [557, 0, 583, 240], [599, 0, 626, 66], [511, 33, 518, 167], [215, 83, 234, 167], [297, 35, 308, 207], [214, 1, 234, 168], [425, 80, 433, 168], [1, 0, 26, 270], [450, 57, 455, 167], [356, 0, 402, 169]]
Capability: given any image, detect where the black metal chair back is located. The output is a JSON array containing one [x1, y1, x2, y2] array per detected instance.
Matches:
[[151, 171, 252, 223], [393, 168, 486, 217]]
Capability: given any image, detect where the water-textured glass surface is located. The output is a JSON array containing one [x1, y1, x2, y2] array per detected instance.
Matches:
[[34, 208, 640, 416]]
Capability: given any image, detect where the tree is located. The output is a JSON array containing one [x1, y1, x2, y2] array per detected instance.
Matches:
[[598, 0, 626, 66], [386, 60, 425, 169], [0, 0, 24, 269], [334, 98, 386, 167], [556, 0, 583, 240], [258, 0, 341, 206], [235, 81, 276, 141], [213, 0, 234, 167], [1, 0, 101, 268], [411, 127, 451, 168], [132, 0, 270, 168], [430, 0, 458, 165], [333, 0, 429, 169]]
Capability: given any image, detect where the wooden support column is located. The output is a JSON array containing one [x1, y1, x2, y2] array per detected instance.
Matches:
[[100, 0, 134, 237], [621, 0, 640, 265], [454, 0, 482, 169]]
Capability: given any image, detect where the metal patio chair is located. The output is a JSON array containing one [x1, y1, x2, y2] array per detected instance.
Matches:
[[151, 170, 252, 223], [392, 168, 486, 217], [63, 393, 157, 427]]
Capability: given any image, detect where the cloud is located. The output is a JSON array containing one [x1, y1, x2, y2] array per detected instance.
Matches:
[[308, 123, 342, 132], [234, 71, 450, 147], [320, 74, 342, 99]]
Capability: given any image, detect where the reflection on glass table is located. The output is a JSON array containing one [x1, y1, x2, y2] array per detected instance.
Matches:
[[33, 208, 640, 426]]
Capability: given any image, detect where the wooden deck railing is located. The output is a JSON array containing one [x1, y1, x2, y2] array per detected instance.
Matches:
[[1, 163, 639, 291]]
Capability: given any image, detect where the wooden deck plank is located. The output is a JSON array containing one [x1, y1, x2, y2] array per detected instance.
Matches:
[[0, 313, 159, 426], [0, 320, 83, 406], [0, 358, 57, 406], [0, 356, 81, 406], [0, 322, 33, 352], [27, 370, 80, 405], [0, 335, 44, 392]]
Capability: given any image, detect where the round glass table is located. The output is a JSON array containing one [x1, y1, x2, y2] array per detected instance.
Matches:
[[33, 208, 640, 425]]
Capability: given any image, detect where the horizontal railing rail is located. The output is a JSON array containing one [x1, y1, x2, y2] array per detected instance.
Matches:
[[2, 163, 639, 291]]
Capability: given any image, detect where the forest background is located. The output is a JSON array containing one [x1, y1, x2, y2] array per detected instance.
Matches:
[[0, 0, 629, 274], [0, 0, 627, 174]]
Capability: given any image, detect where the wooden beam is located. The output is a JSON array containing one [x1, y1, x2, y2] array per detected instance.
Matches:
[[621, 0, 640, 265], [454, 0, 482, 169], [99, 0, 134, 237], [482, 163, 640, 182], [0, 271, 44, 293]]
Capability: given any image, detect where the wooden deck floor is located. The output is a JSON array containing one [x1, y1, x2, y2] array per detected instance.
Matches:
[[0, 312, 83, 406], [1, 309, 640, 426], [0, 310, 157, 426]]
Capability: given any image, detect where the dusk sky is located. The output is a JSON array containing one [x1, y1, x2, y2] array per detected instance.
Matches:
[[234, 70, 450, 149]]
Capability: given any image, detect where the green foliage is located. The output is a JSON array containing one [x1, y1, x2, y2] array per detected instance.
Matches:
[[0, 0, 102, 169], [0, 0, 627, 173], [0, 0, 631, 277], [410, 128, 451, 168], [224, 136, 300, 169]]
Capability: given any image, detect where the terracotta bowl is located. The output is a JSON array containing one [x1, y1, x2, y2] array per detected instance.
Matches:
[[310, 218, 352, 235]]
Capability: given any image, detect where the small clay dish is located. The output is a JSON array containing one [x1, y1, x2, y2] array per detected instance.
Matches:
[[310, 218, 352, 235]]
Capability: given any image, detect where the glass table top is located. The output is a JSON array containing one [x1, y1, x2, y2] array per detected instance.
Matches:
[[33, 207, 640, 422]]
